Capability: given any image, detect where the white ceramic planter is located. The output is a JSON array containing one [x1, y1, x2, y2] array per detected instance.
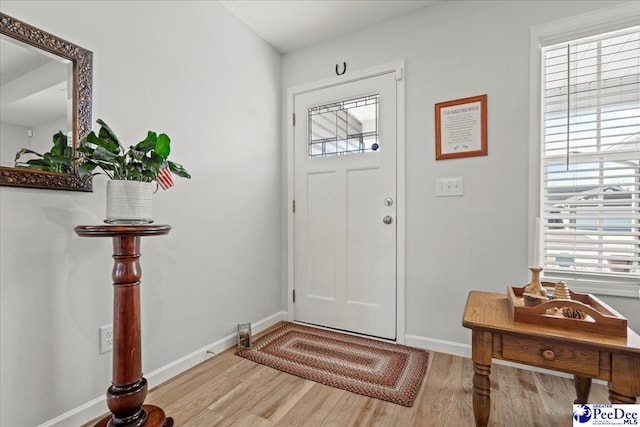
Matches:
[[105, 180, 155, 224]]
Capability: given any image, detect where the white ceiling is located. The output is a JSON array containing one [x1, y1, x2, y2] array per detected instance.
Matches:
[[219, 0, 441, 53], [0, 38, 50, 85], [1, 36, 70, 128]]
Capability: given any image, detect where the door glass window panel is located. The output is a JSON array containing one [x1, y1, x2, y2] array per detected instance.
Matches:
[[308, 94, 379, 158]]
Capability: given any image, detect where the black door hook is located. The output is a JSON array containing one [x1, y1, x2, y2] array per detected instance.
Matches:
[[336, 62, 346, 76]]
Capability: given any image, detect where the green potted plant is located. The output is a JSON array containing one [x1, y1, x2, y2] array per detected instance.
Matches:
[[77, 119, 191, 223], [14, 131, 74, 173]]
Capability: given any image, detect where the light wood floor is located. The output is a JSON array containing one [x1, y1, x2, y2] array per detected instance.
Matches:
[[86, 329, 612, 427]]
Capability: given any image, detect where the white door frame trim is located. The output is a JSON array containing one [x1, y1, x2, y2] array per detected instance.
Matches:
[[286, 60, 406, 343]]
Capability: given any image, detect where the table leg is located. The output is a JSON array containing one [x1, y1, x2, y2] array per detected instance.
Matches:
[[609, 353, 639, 405], [608, 388, 637, 404], [574, 375, 592, 404], [93, 235, 173, 427], [472, 330, 492, 427]]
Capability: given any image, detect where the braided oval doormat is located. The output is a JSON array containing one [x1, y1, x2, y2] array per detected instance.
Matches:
[[236, 323, 428, 407]]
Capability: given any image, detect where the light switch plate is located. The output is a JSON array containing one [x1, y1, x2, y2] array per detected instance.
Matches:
[[436, 176, 464, 197]]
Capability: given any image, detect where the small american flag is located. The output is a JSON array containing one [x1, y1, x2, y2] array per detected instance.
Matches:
[[156, 164, 174, 190]]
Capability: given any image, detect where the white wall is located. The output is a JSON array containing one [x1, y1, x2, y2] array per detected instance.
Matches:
[[282, 0, 639, 346], [0, 1, 282, 426], [0, 122, 29, 167], [0, 117, 66, 168], [32, 117, 68, 154]]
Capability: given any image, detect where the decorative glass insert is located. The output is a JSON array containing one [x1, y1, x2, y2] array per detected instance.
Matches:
[[308, 94, 379, 158]]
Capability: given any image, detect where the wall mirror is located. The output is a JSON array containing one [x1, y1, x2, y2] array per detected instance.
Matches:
[[0, 12, 93, 191]]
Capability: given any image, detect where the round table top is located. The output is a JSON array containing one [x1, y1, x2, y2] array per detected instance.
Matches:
[[74, 224, 171, 237]]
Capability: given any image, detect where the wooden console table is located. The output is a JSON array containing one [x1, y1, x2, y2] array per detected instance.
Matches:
[[462, 291, 640, 427], [75, 225, 173, 427]]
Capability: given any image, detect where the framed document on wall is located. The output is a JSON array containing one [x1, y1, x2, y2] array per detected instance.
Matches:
[[435, 94, 487, 160]]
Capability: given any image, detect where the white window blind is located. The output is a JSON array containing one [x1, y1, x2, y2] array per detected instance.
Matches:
[[541, 26, 640, 282]]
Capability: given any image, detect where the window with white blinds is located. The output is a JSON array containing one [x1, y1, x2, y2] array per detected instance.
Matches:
[[541, 26, 640, 282]]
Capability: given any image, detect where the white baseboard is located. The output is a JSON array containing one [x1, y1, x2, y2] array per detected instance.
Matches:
[[145, 311, 287, 389], [39, 311, 288, 427], [405, 334, 472, 358], [404, 333, 606, 385]]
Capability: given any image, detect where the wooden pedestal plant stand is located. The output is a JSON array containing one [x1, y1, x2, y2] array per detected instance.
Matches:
[[75, 225, 173, 427]]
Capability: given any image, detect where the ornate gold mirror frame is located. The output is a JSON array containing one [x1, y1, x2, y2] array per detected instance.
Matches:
[[0, 12, 93, 191]]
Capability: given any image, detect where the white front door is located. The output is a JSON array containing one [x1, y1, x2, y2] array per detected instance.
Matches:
[[293, 71, 397, 340]]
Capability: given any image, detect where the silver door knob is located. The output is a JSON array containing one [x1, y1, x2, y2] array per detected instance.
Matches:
[[383, 216, 393, 224]]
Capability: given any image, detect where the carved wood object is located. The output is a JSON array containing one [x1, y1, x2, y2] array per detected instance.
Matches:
[[507, 285, 627, 337], [75, 225, 173, 427], [0, 12, 93, 191]]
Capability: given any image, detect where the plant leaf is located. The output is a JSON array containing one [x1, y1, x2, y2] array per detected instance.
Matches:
[[24, 158, 53, 169], [133, 131, 157, 152], [51, 131, 68, 156], [78, 160, 97, 176], [91, 146, 120, 162], [129, 148, 146, 161], [168, 161, 191, 179], [14, 148, 43, 162], [96, 119, 120, 145], [83, 131, 120, 154], [155, 133, 171, 158]]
